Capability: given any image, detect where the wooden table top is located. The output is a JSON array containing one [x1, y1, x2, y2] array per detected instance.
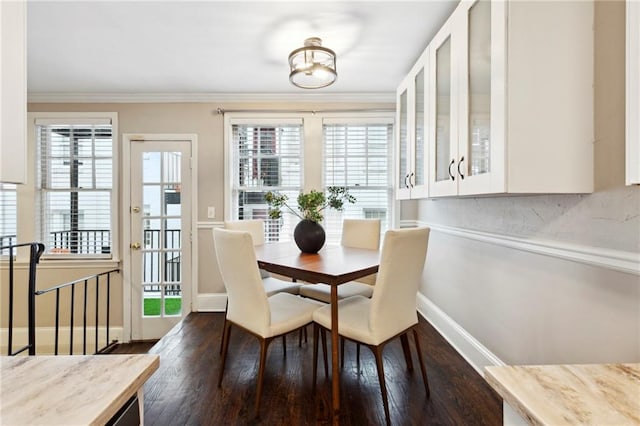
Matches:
[[485, 363, 640, 425], [254, 242, 380, 285], [1, 354, 159, 425]]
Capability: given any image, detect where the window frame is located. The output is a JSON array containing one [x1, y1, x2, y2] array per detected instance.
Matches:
[[224, 111, 396, 243], [22, 112, 119, 263]]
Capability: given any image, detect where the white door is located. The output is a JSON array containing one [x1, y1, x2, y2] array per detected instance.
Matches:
[[130, 140, 192, 340]]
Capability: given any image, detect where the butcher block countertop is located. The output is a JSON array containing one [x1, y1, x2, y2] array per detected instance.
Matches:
[[0, 354, 159, 425], [485, 363, 640, 425]]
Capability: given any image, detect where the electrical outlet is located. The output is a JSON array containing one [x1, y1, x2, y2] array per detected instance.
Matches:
[[207, 207, 215, 219]]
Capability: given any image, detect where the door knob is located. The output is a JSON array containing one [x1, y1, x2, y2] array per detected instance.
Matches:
[[130, 242, 141, 250], [131, 206, 141, 213]]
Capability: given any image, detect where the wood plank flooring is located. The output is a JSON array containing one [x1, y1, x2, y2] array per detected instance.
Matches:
[[111, 312, 502, 425]]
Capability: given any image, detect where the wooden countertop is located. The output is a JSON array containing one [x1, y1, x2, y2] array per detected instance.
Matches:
[[485, 363, 640, 425], [0, 354, 159, 425]]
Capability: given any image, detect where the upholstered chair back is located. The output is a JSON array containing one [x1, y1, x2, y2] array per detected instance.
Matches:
[[369, 227, 430, 342], [213, 228, 270, 336], [224, 219, 265, 245], [341, 218, 381, 250]]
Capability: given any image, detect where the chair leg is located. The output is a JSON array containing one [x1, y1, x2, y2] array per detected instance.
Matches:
[[340, 337, 345, 369], [219, 299, 228, 355], [282, 334, 286, 357], [356, 343, 361, 371], [255, 337, 274, 418], [372, 344, 391, 426], [312, 324, 319, 388], [320, 328, 328, 379], [412, 328, 430, 398], [218, 321, 232, 387], [299, 327, 303, 347], [400, 333, 414, 371]]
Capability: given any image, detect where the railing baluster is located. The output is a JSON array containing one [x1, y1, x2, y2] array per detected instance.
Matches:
[[8, 246, 14, 356], [95, 275, 99, 354], [106, 274, 111, 348], [27, 244, 39, 356], [70, 284, 75, 355], [83, 279, 88, 355], [55, 288, 60, 355]]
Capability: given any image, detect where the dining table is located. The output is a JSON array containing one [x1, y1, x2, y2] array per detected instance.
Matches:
[[254, 241, 381, 425]]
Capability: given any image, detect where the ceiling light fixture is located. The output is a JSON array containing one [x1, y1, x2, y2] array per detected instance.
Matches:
[[288, 37, 337, 89]]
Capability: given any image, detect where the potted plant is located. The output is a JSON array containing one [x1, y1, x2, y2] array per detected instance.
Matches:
[[265, 186, 356, 253]]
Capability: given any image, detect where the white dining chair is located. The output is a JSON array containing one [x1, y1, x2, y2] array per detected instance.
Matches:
[[224, 219, 302, 295], [213, 228, 323, 418], [299, 218, 381, 302], [312, 227, 431, 426]]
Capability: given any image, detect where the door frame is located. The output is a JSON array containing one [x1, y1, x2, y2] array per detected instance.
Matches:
[[122, 133, 198, 342]]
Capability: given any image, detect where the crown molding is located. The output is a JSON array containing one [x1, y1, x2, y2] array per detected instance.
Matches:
[[27, 91, 395, 104]]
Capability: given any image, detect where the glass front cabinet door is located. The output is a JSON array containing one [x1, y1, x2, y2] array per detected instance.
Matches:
[[395, 52, 429, 200]]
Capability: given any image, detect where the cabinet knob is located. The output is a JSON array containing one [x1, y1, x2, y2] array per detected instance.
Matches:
[[448, 159, 456, 181]]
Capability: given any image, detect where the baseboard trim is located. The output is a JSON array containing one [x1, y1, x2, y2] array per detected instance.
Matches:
[[413, 221, 640, 276], [0, 326, 124, 355], [416, 292, 505, 377], [196, 293, 227, 312]]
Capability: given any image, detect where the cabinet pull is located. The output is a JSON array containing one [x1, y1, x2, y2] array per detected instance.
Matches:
[[404, 173, 409, 188], [448, 159, 456, 181], [409, 172, 415, 188], [457, 156, 465, 180]]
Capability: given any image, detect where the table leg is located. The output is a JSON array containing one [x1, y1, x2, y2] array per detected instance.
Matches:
[[331, 283, 340, 425]]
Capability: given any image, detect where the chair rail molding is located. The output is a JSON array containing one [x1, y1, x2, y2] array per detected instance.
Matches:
[[415, 221, 640, 276]]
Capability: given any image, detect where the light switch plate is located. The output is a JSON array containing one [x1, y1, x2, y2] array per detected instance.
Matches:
[[207, 206, 215, 219]]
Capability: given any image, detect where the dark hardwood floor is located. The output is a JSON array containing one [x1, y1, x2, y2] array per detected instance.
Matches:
[[111, 312, 502, 425]]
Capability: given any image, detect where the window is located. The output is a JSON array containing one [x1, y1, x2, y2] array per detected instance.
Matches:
[[323, 119, 393, 244], [36, 117, 114, 256], [230, 120, 303, 242], [0, 183, 17, 253]]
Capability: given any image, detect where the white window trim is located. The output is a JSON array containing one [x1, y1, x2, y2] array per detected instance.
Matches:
[[20, 112, 119, 263], [223, 111, 397, 230]]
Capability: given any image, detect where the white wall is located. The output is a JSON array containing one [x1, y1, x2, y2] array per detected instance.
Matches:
[[412, 1, 640, 370]]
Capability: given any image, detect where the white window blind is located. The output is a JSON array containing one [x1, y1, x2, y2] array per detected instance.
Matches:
[[36, 119, 113, 256], [0, 183, 17, 253], [323, 120, 393, 244], [231, 122, 303, 242]]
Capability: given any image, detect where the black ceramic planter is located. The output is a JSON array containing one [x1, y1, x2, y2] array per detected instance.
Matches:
[[293, 219, 326, 254]]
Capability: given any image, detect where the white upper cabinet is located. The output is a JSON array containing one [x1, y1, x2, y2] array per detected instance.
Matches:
[[0, 1, 27, 184], [396, 51, 429, 200], [427, 0, 594, 197], [627, 0, 640, 185]]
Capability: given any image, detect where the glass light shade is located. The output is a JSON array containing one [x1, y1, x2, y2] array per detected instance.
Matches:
[[288, 37, 337, 89]]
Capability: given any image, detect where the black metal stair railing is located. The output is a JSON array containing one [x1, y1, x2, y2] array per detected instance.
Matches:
[[2, 242, 45, 356], [2, 241, 120, 356], [35, 269, 120, 355]]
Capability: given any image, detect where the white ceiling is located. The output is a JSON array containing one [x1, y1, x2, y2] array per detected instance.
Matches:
[[27, 1, 459, 100]]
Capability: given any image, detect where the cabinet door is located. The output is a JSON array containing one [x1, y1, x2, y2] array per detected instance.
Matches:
[[627, 0, 640, 185], [429, 18, 458, 197], [395, 80, 412, 200], [458, 0, 506, 195], [0, 1, 27, 184], [410, 64, 429, 198]]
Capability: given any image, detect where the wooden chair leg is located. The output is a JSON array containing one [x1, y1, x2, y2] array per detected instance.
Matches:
[[412, 328, 430, 398], [320, 328, 329, 379], [218, 321, 232, 387], [340, 337, 345, 369], [356, 343, 361, 371], [255, 337, 273, 418], [400, 332, 414, 371], [312, 324, 319, 388], [299, 327, 303, 347], [219, 299, 228, 355], [282, 334, 286, 357], [372, 344, 391, 426]]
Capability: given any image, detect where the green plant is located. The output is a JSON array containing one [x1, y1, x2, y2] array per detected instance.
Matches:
[[265, 186, 356, 223]]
